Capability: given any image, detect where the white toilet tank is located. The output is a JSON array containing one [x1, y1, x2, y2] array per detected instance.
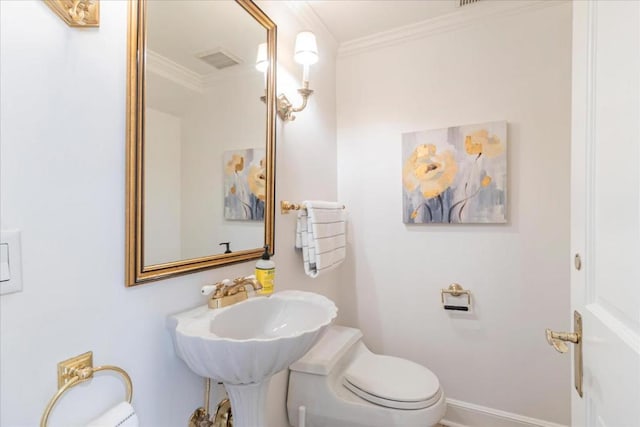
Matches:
[[287, 325, 446, 427]]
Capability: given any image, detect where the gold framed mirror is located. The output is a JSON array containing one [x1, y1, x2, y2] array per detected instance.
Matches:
[[126, 0, 276, 286]]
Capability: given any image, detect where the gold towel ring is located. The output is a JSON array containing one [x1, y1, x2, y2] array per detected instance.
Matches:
[[40, 356, 133, 427]]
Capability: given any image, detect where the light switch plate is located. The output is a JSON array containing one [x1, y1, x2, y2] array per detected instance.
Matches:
[[0, 243, 9, 281], [0, 230, 22, 295]]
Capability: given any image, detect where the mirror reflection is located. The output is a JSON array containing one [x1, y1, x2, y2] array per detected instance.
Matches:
[[143, 0, 268, 266], [126, 0, 276, 286]]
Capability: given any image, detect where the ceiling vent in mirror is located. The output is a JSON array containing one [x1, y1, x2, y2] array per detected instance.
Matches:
[[459, 0, 480, 6], [197, 49, 242, 70]]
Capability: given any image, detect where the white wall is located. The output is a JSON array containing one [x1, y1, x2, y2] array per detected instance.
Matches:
[[0, 2, 340, 427], [145, 108, 182, 265], [336, 2, 572, 425]]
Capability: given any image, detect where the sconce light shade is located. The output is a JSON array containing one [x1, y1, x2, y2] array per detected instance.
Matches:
[[255, 42, 269, 72], [294, 31, 318, 65]]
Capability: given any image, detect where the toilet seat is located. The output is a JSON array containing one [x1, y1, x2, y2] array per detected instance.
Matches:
[[343, 352, 442, 410]]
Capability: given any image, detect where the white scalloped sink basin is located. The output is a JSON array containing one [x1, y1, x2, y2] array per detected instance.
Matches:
[[168, 290, 337, 385]]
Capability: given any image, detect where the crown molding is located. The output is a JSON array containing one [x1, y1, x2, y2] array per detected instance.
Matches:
[[284, 1, 338, 53], [338, 0, 569, 58]]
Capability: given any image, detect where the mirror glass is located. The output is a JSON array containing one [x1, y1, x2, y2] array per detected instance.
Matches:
[[126, 0, 276, 285]]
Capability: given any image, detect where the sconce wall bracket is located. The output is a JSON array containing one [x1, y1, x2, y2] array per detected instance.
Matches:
[[276, 85, 314, 121]]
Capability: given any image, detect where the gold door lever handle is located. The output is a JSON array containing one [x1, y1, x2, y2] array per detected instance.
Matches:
[[545, 329, 580, 353], [545, 311, 583, 397]]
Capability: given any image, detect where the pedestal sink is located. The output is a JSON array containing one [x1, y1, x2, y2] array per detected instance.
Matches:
[[168, 290, 337, 427]]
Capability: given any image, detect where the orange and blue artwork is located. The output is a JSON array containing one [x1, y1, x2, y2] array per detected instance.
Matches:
[[402, 121, 507, 223]]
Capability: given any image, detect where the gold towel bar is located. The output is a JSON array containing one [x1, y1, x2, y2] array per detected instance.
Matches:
[[280, 200, 346, 214], [40, 351, 132, 427]]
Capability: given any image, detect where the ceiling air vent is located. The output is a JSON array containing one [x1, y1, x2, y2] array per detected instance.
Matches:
[[197, 49, 242, 70], [459, 0, 480, 6]]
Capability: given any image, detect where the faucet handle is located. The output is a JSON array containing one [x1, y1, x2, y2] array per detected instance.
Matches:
[[233, 274, 256, 285], [236, 275, 263, 292], [201, 285, 214, 296], [202, 280, 231, 298]]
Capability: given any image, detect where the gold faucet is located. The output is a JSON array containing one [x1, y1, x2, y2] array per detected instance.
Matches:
[[207, 276, 263, 309], [225, 276, 263, 295]]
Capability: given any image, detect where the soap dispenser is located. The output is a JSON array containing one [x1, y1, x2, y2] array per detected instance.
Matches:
[[256, 245, 275, 295]]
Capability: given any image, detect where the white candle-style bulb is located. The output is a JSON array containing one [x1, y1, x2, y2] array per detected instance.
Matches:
[[294, 31, 318, 66], [302, 64, 309, 83], [255, 42, 269, 73]]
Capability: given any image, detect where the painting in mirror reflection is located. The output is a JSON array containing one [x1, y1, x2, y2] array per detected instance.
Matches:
[[224, 148, 266, 221]]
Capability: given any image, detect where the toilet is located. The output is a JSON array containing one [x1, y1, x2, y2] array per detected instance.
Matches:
[[287, 325, 446, 427]]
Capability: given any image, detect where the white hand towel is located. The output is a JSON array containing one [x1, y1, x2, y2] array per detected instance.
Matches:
[[295, 201, 346, 278], [86, 401, 139, 427]]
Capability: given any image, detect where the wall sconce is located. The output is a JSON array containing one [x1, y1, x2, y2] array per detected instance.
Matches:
[[255, 42, 269, 75], [257, 31, 318, 122], [256, 42, 269, 103]]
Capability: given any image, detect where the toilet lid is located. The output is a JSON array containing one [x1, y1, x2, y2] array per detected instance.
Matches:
[[343, 353, 441, 410]]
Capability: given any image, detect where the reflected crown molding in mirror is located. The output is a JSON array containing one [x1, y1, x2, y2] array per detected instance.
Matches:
[[126, 0, 277, 286], [146, 50, 205, 93], [44, 0, 100, 27]]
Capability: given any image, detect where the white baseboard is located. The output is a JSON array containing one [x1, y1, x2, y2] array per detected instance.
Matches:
[[441, 398, 568, 427]]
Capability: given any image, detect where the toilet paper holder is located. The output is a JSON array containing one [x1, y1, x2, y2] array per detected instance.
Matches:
[[441, 283, 472, 311]]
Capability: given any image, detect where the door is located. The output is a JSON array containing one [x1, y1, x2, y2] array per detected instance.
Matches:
[[566, 1, 640, 426]]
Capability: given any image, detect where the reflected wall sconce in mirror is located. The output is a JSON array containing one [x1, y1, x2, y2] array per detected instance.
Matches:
[[44, 0, 100, 27], [257, 31, 318, 121]]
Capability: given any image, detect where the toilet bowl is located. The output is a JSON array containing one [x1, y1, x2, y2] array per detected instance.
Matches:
[[287, 325, 446, 427]]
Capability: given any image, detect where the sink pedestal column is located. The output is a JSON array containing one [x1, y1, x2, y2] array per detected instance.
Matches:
[[224, 379, 271, 427]]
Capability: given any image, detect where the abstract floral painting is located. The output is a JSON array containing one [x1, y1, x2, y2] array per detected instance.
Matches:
[[223, 148, 266, 220], [402, 121, 507, 223]]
